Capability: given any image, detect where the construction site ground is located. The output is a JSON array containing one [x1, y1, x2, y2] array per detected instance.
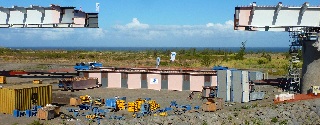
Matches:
[[0, 63, 320, 125]]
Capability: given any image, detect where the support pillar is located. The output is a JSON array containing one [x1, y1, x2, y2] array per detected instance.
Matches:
[[301, 33, 320, 94]]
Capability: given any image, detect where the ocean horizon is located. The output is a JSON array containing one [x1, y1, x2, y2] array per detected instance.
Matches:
[[7, 47, 290, 53]]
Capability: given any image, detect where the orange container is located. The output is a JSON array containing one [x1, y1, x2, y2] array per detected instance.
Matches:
[[202, 102, 217, 112], [37, 109, 55, 120]]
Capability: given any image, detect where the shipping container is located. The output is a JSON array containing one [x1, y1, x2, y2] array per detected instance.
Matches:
[[0, 76, 6, 84], [217, 70, 232, 101], [0, 84, 52, 114], [190, 75, 204, 91], [37, 109, 55, 120], [59, 77, 98, 90], [88, 72, 101, 86], [231, 70, 242, 103], [128, 73, 141, 89], [242, 91, 250, 102], [168, 74, 183, 91], [147, 73, 161, 90], [108, 73, 121, 88]]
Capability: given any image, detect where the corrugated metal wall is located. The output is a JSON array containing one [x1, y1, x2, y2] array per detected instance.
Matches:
[[108, 73, 121, 88], [231, 70, 242, 103], [168, 74, 183, 91], [182, 74, 190, 91], [0, 84, 52, 114], [147, 73, 161, 90], [161, 74, 168, 90], [141, 73, 148, 88], [190, 75, 204, 91], [217, 70, 232, 102], [128, 73, 141, 89], [101, 72, 108, 87], [121, 73, 128, 88]]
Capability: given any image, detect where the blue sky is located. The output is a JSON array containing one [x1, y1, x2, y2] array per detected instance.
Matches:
[[0, 0, 320, 47]]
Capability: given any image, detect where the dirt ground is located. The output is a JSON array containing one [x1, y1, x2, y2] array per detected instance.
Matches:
[[0, 63, 320, 125]]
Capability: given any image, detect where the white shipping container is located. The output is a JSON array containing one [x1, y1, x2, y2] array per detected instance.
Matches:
[[242, 71, 250, 92], [242, 91, 250, 102]]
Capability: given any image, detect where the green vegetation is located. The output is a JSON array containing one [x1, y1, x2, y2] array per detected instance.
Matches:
[[28, 120, 43, 125], [0, 44, 302, 76]]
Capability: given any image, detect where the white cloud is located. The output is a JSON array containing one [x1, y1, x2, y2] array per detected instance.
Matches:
[[112, 19, 247, 40]]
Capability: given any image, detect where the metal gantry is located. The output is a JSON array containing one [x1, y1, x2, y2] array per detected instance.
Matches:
[[286, 27, 320, 93], [286, 28, 302, 93]]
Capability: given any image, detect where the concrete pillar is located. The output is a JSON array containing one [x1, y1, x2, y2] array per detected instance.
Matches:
[[301, 33, 320, 94]]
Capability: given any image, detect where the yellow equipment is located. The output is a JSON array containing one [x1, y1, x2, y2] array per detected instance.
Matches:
[[159, 112, 168, 116], [94, 98, 104, 106], [0, 76, 6, 84], [33, 80, 42, 84], [79, 95, 91, 104], [134, 98, 145, 112], [148, 100, 160, 111], [86, 115, 96, 119], [116, 100, 126, 110], [127, 102, 136, 112]]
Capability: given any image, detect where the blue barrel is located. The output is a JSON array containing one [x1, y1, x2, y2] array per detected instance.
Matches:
[[25, 110, 32, 117], [13, 110, 20, 118], [105, 98, 116, 108], [194, 106, 200, 110]]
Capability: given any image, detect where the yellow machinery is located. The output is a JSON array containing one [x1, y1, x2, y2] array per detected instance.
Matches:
[[148, 100, 160, 111], [86, 114, 96, 119], [311, 86, 320, 95], [79, 95, 91, 104], [33, 80, 42, 84], [0, 76, 6, 84], [116, 99, 126, 111], [94, 98, 104, 106], [134, 98, 145, 112], [127, 102, 135, 112]]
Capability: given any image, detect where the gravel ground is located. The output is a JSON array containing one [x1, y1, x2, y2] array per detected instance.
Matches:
[[0, 63, 320, 125]]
